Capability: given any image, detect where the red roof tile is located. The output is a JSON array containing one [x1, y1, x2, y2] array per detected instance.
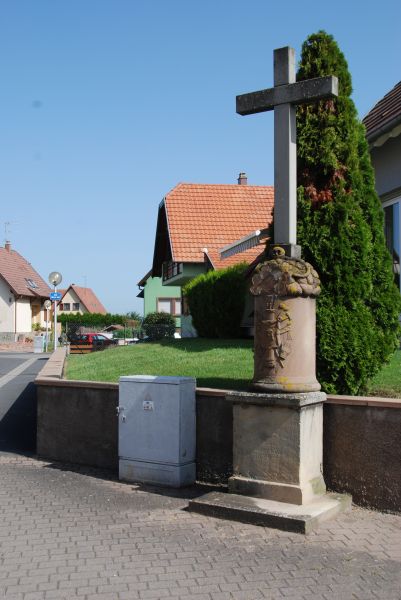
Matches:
[[164, 183, 274, 266], [0, 245, 51, 298], [61, 285, 107, 314], [363, 81, 401, 140]]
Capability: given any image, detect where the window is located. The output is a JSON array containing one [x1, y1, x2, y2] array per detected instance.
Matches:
[[157, 299, 171, 314], [62, 303, 71, 311], [73, 303, 80, 311], [384, 198, 400, 291], [25, 278, 38, 289], [157, 298, 181, 316]]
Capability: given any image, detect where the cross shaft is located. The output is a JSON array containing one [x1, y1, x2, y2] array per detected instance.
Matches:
[[236, 46, 338, 248]]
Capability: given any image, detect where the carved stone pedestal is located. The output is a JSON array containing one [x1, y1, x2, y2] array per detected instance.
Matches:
[[227, 391, 326, 505], [188, 389, 351, 533], [188, 249, 351, 532]]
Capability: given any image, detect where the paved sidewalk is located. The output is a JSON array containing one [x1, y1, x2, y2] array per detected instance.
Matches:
[[0, 453, 400, 600]]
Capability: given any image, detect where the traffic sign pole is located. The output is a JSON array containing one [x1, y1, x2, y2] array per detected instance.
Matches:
[[48, 272, 63, 353], [46, 308, 49, 352], [54, 287, 57, 350]]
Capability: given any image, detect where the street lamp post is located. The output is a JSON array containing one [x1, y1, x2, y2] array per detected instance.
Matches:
[[44, 299, 52, 352], [48, 271, 62, 350]]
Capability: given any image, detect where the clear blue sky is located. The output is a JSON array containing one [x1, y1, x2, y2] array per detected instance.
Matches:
[[1, 1, 400, 314]]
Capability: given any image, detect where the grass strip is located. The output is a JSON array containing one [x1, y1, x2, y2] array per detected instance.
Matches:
[[66, 338, 400, 397]]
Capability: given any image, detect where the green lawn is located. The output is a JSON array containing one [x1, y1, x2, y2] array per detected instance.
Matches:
[[65, 338, 401, 397], [366, 349, 401, 398], [66, 338, 254, 390]]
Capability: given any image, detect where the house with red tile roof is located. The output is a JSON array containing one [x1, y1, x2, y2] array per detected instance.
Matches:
[[0, 242, 51, 336], [363, 81, 401, 293], [58, 284, 107, 315], [152, 173, 274, 283], [144, 173, 274, 336]]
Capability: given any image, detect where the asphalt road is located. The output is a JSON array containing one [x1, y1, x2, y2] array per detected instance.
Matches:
[[0, 352, 48, 452]]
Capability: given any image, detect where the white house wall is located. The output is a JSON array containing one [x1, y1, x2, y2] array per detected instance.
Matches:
[[0, 276, 15, 333], [16, 298, 32, 333], [370, 135, 401, 199], [0, 278, 34, 334]]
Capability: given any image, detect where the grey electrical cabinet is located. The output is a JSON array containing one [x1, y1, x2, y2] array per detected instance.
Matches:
[[118, 375, 196, 487]]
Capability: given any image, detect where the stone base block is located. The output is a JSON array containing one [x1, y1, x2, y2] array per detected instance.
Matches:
[[227, 391, 326, 505], [119, 458, 195, 488], [228, 474, 326, 505], [188, 491, 352, 534]]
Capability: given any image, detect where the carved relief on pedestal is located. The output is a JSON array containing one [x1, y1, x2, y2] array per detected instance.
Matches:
[[250, 246, 321, 299], [256, 296, 292, 377], [251, 247, 322, 392]]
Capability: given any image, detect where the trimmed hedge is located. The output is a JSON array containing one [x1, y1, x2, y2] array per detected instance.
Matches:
[[183, 263, 248, 338], [59, 313, 127, 328], [59, 312, 142, 329]]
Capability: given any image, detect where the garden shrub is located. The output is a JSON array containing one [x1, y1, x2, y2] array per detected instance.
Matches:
[[183, 263, 248, 338], [142, 311, 176, 340], [293, 31, 401, 394]]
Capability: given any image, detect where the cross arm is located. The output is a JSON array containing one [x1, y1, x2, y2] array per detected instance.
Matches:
[[236, 76, 338, 116]]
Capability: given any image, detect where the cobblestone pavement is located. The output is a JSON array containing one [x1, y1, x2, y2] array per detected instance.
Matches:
[[0, 453, 400, 600]]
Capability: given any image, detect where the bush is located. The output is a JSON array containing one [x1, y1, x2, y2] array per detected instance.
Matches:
[[142, 312, 176, 340], [183, 263, 248, 338], [59, 312, 128, 329], [294, 31, 401, 394]]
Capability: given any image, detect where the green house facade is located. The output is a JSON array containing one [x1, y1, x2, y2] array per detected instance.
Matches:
[[137, 273, 182, 331]]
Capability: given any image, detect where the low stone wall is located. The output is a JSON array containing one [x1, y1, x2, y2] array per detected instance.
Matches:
[[36, 353, 401, 512], [323, 396, 401, 514], [37, 379, 119, 470], [36, 379, 232, 479]]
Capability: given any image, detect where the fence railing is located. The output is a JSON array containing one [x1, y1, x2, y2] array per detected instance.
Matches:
[[162, 261, 182, 282]]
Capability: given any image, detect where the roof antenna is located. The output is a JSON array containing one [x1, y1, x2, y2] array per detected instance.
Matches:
[[3, 221, 17, 245]]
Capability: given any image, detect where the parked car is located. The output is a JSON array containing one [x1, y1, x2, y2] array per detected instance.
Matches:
[[68, 333, 118, 347]]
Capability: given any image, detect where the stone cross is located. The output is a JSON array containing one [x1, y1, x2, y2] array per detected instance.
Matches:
[[236, 46, 338, 253]]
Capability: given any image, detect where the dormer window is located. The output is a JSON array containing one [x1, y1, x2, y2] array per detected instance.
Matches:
[[25, 278, 38, 289]]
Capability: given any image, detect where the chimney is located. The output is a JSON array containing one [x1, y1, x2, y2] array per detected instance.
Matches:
[[5, 241, 11, 252], [237, 172, 248, 185]]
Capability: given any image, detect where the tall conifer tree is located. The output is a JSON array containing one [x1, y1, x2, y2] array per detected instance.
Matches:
[[296, 31, 400, 394]]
